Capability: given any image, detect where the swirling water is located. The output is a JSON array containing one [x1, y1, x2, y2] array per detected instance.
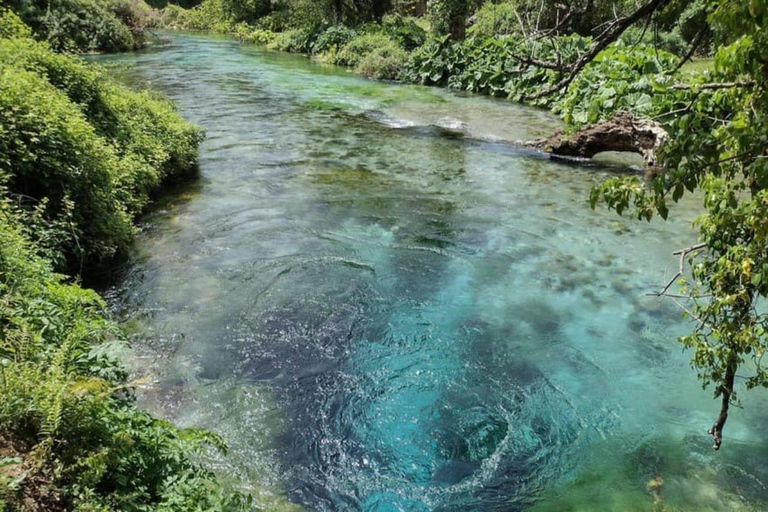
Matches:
[[98, 34, 768, 512]]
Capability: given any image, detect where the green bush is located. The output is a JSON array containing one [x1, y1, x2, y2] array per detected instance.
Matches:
[[254, 8, 290, 31], [220, 0, 271, 24], [405, 34, 573, 100], [0, 207, 248, 511], [233, 23, 275, 44], [0, 7, 32, 38], [381, 14, 426, 51], [334, 32, 400, 67], [468, 1, 519, 38], [313, 24, 357, 55], [0, 15, 242, 510], [5, 0, 142, 53], [111, 0, 160, 40], [355, 44, 409, 79], [157, 3, 189, 28], [555, 42, 680, 126], [0, 65, 135, 266], [267, 27, 314, 52], [159, 0, 230, 31], [0, 20, 203, 268]]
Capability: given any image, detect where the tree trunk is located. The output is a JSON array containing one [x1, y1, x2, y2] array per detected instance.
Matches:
[[414, 0, 427, 16], [449, 15, 465, 40], [708, 355, 736, 450]]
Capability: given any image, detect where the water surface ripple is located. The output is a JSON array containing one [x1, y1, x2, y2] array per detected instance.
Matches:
[[99, 34, 768, 512]]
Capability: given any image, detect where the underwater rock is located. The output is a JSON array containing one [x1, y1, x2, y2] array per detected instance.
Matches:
[[432, 459, 481, 485]]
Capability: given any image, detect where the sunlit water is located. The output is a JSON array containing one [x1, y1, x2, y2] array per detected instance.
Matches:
[[95, 34, 768, 512]]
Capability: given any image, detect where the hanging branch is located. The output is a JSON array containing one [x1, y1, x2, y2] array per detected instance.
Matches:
[[670, 81, 757, 90], [523, 0, 674, 100]]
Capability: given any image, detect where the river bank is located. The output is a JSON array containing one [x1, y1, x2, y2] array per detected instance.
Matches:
[[0, 11, 246, 510]]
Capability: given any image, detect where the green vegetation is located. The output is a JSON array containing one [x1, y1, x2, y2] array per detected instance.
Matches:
[[156, 0, 766, 452], [6, 0, 159, 53], [0, 15, 203, 269], [0, 208, 247, 511], [2, 0, 766, 506], [0, 9, 245, 510]]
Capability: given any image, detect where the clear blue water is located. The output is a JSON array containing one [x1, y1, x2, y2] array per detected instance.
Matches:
[[98, 34, 768, 512]]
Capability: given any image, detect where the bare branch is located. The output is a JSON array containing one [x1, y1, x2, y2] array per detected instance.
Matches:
[[669, 81, 756, 91], [651, 242, 706, 297], [670, 25, 710, 74]]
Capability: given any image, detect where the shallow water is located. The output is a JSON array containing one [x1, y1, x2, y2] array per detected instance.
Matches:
[[98, 34, 768, 512]]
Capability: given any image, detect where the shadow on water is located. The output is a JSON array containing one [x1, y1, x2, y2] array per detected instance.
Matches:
[[86, 166, 203, 291]]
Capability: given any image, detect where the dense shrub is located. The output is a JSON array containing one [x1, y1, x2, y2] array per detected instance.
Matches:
[[0, 18, 203, 268], [267, 27, 314, 52], [313, 24, 357, 55], [4, 0, 155, 53], [234, 23, 275, 44], [334, 32, 400, 67], [253, 8, 290, 31], [0, 207, 248, 511], [428, 0, 470, 38], [0, 66, 135, 267], [157, 3, 190, 28], [555, 43, 680, 126], [405, 34, 569, 100], [355, 43, 409, 79], [0, 14, 243, 510], [405, 32, 680, 119], [380, 14, 426, 50], [220, 0, 271, 23], [112, 0, 160, 39], [0, 7, 32, 38], [468, 1, 519, 38], [159, 0, 230, 31]]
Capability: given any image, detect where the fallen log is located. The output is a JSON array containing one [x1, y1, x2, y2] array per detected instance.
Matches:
[[539, 110, 669, 167]]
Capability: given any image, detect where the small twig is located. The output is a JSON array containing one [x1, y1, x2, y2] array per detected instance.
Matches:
[[628, 11, 653, 52], [651, 242, 707, 297], [669, 296, 714, 331]]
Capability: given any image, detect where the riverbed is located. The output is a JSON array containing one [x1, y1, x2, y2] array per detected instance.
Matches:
[[96, 33, 768, 512]]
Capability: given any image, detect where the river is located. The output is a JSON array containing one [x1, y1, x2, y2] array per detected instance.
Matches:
[[95, 33, 768, 512]]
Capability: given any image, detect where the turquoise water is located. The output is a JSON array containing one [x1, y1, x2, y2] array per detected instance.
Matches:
[[98, 34, 768, 512]]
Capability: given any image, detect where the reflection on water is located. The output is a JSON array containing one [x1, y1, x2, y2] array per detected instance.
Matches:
[[97, 34, 768, 512]]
